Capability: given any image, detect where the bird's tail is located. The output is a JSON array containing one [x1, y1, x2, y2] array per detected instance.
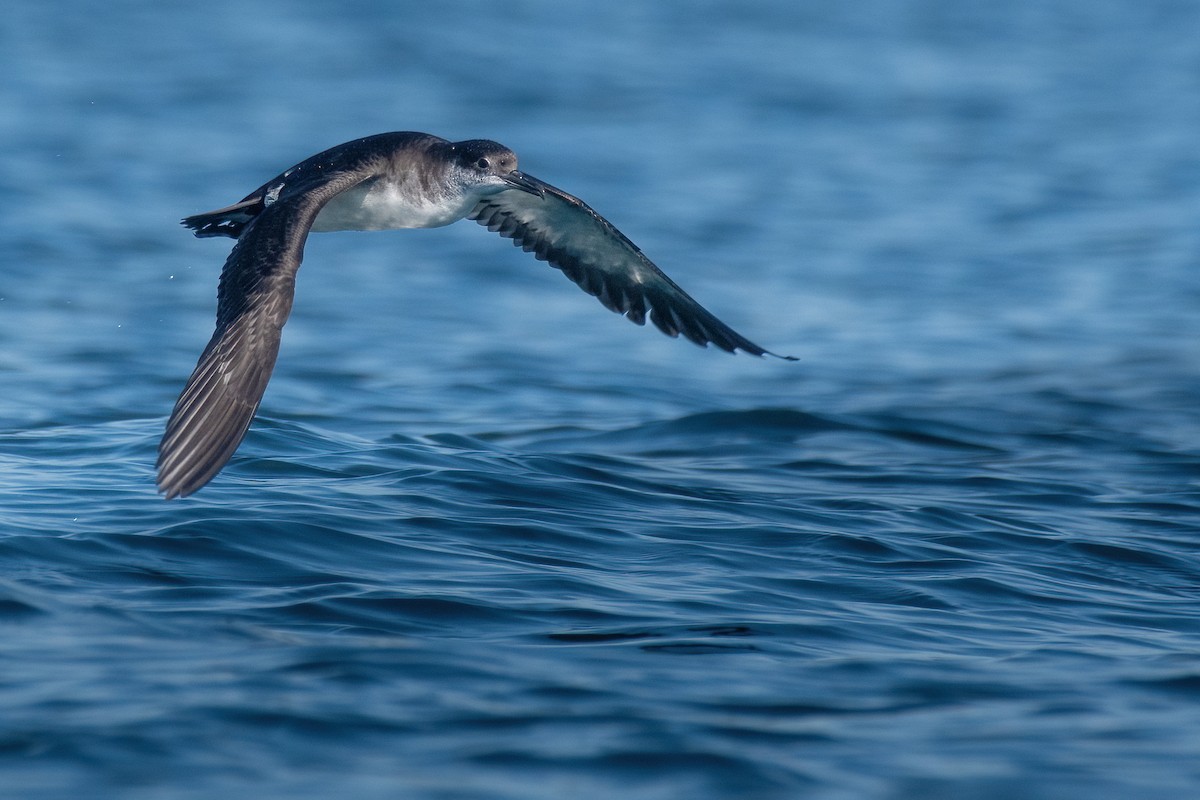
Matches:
[[181, 197, 262, 239]]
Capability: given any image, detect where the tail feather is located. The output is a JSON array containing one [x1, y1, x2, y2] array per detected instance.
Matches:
[[182, 197, 262, 239]]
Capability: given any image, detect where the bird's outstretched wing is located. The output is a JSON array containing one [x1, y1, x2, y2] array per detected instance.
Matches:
[[470, 175, 794, 359], [157, 172, 368, 498]]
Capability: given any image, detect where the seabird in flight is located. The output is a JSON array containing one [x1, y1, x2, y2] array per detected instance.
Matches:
[[157, 131, 794, 498]]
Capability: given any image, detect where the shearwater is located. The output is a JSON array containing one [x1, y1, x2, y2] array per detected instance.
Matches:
[[157, 131, 794, 498]]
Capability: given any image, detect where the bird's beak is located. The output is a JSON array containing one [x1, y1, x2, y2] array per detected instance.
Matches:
[[503, 170, 545, 197]]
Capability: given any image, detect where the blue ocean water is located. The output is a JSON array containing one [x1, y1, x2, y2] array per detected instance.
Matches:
[[2, 0, 1199, 797]]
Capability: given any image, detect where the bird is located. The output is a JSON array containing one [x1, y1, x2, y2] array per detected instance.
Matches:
[[157, 131, 794, 498]]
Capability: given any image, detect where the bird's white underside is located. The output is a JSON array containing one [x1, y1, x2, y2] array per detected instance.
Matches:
[[311, 179, 494, 232]]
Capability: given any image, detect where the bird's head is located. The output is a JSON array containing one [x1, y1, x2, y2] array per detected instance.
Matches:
[[449, 139, 544, 197]]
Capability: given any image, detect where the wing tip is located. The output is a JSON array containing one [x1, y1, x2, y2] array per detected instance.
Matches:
[[728, 345, 799, 361], [156, 445, 233, 500], [155, 451, 207, 500], [156, 481, 187, 501]]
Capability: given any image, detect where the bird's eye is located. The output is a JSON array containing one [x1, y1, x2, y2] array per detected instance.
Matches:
[[475, 157, 490, 170]]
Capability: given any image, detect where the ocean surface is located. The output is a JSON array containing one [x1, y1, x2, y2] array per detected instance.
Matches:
[[2, 1, 1199, 798]]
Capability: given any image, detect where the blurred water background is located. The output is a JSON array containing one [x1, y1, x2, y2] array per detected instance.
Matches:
[[1, 1, 1199, 798]]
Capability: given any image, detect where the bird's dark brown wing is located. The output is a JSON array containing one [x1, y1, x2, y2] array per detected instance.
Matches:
[[469, 175, 793, 359], [157, 172, 369, 498]]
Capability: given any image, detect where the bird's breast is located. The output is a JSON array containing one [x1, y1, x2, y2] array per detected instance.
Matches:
[[311, 180, 475, 232]]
